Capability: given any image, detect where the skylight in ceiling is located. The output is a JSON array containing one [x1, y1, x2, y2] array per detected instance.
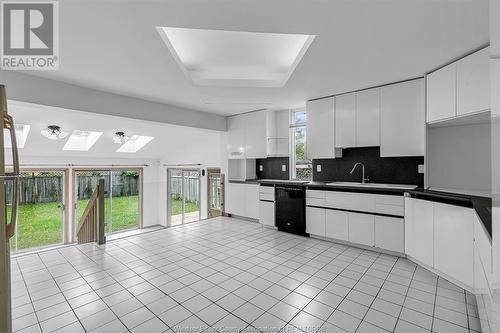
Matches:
[[4, 124, 30, 149], [157, 27, 315, 88], [62, 130, 102, 151], [116, 135, 153, 153]]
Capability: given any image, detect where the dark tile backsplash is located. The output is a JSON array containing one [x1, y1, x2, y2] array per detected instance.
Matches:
[[256, 157, 290, 180], [313, 147, 424, 186]]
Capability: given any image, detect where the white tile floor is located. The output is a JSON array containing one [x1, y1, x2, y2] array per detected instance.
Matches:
[[10, 217, 482, 333]]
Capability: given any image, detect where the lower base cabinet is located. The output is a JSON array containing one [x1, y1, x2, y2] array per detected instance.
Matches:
[[434, 203, 474, 288], [259, 201, 275, 227], [375, 216, 404, 253], [325, 210, 349, 241], [348, 212, 375, 247], [306, 207, 325, 235]]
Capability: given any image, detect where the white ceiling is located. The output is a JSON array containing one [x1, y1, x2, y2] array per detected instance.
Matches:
[[7, 101, 224, 160], [22, 0, 489, 116]]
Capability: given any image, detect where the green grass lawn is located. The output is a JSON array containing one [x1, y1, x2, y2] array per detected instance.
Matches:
[[11, 195, 138, 251], [10, 196, 199, 251]]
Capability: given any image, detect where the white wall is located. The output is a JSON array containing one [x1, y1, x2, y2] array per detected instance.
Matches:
[[158, 132, 227, 226], [2, 71, 227, 131]]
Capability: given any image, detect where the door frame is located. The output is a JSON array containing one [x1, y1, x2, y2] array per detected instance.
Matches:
[[12, 168, 69, 251], [167, 168, 202, 226], [72, 167, 143, 237], [206, 168, 224, 218]]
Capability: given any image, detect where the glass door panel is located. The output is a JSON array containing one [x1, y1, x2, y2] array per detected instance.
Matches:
[[168, 169, 200, 226], [75, 170, 111, 234], [8, 171, 65, 252], [183, 170, 200, 224], [208, 169, 222, 218], [110, 170, 140, 232]]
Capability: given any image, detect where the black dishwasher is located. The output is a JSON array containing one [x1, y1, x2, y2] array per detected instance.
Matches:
[[275, 185, 307, 236]]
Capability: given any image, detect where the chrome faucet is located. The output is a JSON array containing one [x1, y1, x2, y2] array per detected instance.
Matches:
[[350, 162, 369, 183]]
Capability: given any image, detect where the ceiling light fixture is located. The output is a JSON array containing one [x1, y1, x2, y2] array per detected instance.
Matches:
[[41, 125, 68, 141], [113, 131, 129, 144]]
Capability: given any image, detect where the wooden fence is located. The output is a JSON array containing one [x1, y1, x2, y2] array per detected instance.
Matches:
[[6, 173, 140, 205], [170, 175, 199, 203]]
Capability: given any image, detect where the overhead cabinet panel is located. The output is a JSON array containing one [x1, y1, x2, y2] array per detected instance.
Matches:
[[227, 116, 246, 159], [427, 63, 457, 122], [306, 97, 336, 159], [355, 88, 380, 147], [244, 110, 267, 159], [380, 79, 425, 157], [335, 93, 356, 148], [457, 47, 490, 116]]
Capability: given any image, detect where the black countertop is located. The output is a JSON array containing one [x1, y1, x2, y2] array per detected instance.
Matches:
[[227, 179, 492, 237]]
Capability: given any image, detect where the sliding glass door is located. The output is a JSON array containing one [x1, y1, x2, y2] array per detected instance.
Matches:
[[8, 171, 65, 252], [168, 169, 201, 226], [75, 169, 141, 235]]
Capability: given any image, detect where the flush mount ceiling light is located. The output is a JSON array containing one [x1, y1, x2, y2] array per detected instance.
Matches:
[[116, 135, 154, 153], [4, 124, 30, 149], [62, 130, 103, 151], [41, 125, 68, 141], [157, 27, 315, 88], [113, 131, 130, 144]]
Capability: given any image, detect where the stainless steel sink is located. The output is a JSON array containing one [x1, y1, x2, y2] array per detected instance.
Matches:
[[326, 181, 417, 190]]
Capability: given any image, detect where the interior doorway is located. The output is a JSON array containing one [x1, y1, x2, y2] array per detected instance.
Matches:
[[168, 168, 201, 226], [207, 168, 224, 218], [74, 169, 141, 235]]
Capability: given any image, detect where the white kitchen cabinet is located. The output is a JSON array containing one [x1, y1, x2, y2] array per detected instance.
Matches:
[[335, 93, 356, 148], [259, 201, 275, 227], [267, 110, 289, 157], [325, 191, 375, 213], [348, 212, 375, 247], [245, 184, 260, 219], [225, 182, 246, 216], [375, 216, 404, 253], [244, 110, 267, 159], [356, 88, 380, 147], [325, 210, 349, 241], [434, 202, 474, 287], [306, 97, 338, 159], [227, 116, 247, 159], [306, 207, 326, 236], [427, 63, 457, 122], [405, 197, 434, 267], [457, 47, 490, 116], [380, 79, 425, 157]]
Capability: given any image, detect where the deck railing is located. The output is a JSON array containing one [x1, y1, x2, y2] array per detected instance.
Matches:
[[76, 179, 105, 244]]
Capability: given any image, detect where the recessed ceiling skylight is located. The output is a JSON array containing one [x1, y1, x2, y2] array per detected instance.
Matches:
[[157, 27, 315, 88], [4, 124, 30, 149], [116, 135, 154, 153], [62, 130, 102, 151]]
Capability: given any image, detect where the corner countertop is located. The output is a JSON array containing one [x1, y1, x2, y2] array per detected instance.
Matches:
[[406, 189, 492, 237]]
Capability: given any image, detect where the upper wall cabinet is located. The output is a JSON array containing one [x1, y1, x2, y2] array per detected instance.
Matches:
[[356, 88, 380, 147], [244, 110, 267, 159], [427, 63, 457, 122], [457, 47, 490, 116], [227, 109, 287, 159], [307, 97, 341, 159], [380, 79, 425, 157], [334, 88, 380, 148], [335, 93, 356, 148], [427, 47, 490, 123]]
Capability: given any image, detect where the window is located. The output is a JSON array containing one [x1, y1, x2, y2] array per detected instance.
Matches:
[[290, 108, 312, 180]]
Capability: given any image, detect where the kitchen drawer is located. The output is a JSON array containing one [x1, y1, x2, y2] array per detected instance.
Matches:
[[259, 186, 274, 195], [259, 193, 274, 202], [306, 197, 326, 206], [375, 204, 404, 217], [325, 191, 375, 212], [306, 190, 325, 199], [259, 201, 275, 227], [375, 194, 404, 206]]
